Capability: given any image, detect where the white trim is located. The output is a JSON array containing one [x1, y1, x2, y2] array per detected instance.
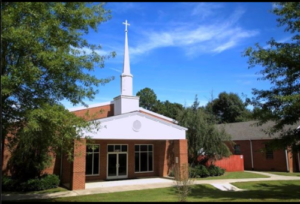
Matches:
[[97, 111, 187, 131], [85, 144, 100, 176], [106, 144, 128, 180], [68, 101, 114, 112], [285, 149, 289, 172], [139, 107, 178, 124]]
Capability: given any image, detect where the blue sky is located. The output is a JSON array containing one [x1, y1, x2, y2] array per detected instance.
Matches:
[[62, 2, 290, 109]]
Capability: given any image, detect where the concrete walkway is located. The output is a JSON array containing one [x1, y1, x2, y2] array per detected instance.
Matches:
[[2, 171, 300, 201]]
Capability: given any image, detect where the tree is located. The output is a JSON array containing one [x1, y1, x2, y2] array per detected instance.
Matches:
[[136, 87, 157, 111], [177, 95, 232, 165], [206, 92, 252, 124], [243, 2, 300, 152], [161, 100, 184, 119], [1, 2, 115, 179]]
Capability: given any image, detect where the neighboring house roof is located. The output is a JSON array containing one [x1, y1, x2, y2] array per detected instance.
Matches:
[[217, 120, 299, 141]]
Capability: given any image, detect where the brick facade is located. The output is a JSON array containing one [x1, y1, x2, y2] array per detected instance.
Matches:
[[229, 139, 297, 172], [2, 103, 189, 191]]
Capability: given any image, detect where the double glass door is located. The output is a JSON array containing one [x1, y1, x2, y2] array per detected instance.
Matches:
[[107, 145, 127, 179]]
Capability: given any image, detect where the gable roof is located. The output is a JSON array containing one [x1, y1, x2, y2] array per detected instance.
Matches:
[[82, 110, 187, 140], [98, 111, 187, 131], [216, 120, 299, 141]]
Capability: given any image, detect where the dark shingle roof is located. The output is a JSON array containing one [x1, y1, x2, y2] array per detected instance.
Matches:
[[216, 120, 299, 141]]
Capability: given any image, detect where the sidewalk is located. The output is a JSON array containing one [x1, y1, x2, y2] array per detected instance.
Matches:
[[2, 171, 300, 201]]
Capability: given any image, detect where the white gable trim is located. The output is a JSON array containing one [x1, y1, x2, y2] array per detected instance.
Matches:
[[97, 111, 187, 131], [68, 101, 114, 112], [139, 107, 178, 124], [83, 111, 187, 140]]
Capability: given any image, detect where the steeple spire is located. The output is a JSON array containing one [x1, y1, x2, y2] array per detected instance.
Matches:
[[113, 20, 140, 115], [121, 20, 133, 96]]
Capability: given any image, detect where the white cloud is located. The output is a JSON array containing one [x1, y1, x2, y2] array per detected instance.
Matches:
[[191, 3, 223, 19], [272, 2, 281, 10], [109, 68, 122, 73], [127, 7, 258, 58]]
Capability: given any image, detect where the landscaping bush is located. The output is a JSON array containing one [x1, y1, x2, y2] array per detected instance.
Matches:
[[2, 174, 60, 192], [208, 165, 217, 176], [190, 164, 210, 178], [2, 176, 19, 191], [208, 165, 225, 176], [216, 166, 225, 176]]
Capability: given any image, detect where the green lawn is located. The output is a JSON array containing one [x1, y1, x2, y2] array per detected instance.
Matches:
[[20, 180, 300, 202], [2, 187, 68, 195], [265, 171, 300, 177], [196, 171, 270, 180]]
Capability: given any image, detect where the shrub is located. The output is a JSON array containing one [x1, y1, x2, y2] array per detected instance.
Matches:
[[190, 164, 210, 178], [208, 165, 225, 176], [2, 176, 19, 191], [41, 174, 60, 189], [2, 174, 60, 192], [208, 165, 217, 176]]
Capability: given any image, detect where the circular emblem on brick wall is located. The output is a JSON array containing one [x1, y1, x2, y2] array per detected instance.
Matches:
[[133, 120, 142, 132]]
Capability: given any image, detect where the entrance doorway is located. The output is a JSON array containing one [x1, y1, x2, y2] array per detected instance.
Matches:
[[107, 144, 128, 179]]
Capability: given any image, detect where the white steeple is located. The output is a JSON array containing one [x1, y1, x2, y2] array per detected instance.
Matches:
[[113, 20, 140, 116], [121, 20, 133, 96]]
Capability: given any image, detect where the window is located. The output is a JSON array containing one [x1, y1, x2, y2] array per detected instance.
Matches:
[[107, 145, 127, 152], [234, 145, 241, 155], [135, 144, 153, 172], [86, 144, 100, 175], [265, 144, 273, 159]]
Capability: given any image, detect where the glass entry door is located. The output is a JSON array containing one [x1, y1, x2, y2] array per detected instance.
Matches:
[[107, 145, 128, 179]]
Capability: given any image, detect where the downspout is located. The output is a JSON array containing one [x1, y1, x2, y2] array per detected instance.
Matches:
[[285, 149, 289, 172], [249, 139, 254, 170]]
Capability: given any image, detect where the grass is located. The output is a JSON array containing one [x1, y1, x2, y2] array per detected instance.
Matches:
[[2, 187, 68, 195], [17, 180, 300, 202], [265, 171, 300, 177], [196, 171, 270, 180]]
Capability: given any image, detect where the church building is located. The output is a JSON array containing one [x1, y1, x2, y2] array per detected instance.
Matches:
[[59, 20, 188, 190]]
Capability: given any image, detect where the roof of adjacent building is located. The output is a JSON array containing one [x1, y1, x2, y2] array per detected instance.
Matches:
[[216, 120, 299, 141]]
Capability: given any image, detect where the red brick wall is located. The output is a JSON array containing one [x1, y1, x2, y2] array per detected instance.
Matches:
[[85, 139, 176, 182], [72, 104, 114, 120], [251, 140, 287, 171], [42, 152, 61, 175], [71, 139, 86, 190], [229, 139, 289, 172], [173, 140, 188, 180]]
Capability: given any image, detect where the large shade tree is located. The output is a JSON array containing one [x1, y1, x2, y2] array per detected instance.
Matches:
[[1, 2, 115, 179], [136, 87, 157, 111], [177, 95, 232, 165], [244, 2, 300, 152], [206, 92, 252, 124]]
